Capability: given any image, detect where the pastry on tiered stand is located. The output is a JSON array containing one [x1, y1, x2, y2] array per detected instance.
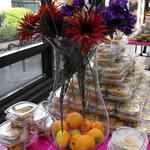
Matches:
[[96, 37, 149, 131]]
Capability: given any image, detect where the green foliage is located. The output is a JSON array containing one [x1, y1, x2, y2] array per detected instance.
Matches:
[[2, 7, 33, 27], [0, 26, 18, 42], [0, 13, 6, 24], [0, 8, 33, 42]]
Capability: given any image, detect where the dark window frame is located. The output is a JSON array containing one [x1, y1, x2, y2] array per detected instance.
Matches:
[[0, 42, 54, 122]]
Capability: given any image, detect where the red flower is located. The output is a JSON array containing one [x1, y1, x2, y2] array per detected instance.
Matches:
[[18, 12, 40, 41], [38, 2, 62, 19], [65, 10, 108, 55], [38, 2, 63, 37]]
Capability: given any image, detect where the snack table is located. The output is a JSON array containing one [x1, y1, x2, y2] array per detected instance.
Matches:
[[27, 133, 150, 150], [128, 40, 150, 56]]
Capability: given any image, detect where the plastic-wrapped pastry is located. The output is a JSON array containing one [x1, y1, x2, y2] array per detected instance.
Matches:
[[105, 101, 116, 112], [130, 97, 145, 104], [5, 101, 37, 118], [108, 127, 148, 150], [101, 70, 127, 80], [108, 87, 131, 97], [0, 121, 23, 149], [141, 112, 150, 121], [137, 120, 150, 136], [117, 103, 141, 116]]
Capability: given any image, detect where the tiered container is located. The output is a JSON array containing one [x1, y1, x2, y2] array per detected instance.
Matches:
[[0, 101, 55, 149], [96, 38, 149, 131], [0, 101, 37, 149]]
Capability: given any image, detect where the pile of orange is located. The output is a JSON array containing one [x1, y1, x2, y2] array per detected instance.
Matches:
[[51, 112, 105, 150]]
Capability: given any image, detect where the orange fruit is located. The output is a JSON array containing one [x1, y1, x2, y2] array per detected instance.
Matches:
[[66, 112, 83, 129], [51, 120, 68, 135], [81, 120, 92, 133], [87, 128, 104, 146], [75, 135, 95, 150], [69, 134, 81, 150], [92, 121, 104, 133], [56, 130, 70, 149]]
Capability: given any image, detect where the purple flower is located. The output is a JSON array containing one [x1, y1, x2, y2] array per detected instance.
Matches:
[[102, 2, 136, 36], [96, 7, 106, 16], [119, 13, 136, 35], [109, 0, 128, 8], [73, 0, 84, 7], [61, 5, 76, 16], [119, 27, 132, 35]]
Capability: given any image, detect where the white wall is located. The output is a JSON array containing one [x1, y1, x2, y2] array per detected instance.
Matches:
[[105, 0, 110, 6], [0, 0, 12, 11], [137, 0, 145, 28]]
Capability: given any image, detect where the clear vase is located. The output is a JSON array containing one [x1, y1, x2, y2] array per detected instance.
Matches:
[[47, 41, 110, 150]]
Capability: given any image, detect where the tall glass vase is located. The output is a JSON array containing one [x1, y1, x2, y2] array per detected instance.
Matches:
[[44, 39, 109, 149]]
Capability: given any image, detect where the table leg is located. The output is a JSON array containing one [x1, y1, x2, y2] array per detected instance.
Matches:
[[135, 45, 137, 53], [139, 46, 143, 56], [143, 46, 147, 53]]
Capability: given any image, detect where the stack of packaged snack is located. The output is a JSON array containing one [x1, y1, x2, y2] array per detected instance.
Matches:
[[135, 77, 150, 137], [96, 37, 150, 131], [0, 101, 54, 149]]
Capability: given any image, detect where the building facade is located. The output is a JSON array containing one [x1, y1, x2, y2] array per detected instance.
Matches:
[[11, 0, 40, 13]]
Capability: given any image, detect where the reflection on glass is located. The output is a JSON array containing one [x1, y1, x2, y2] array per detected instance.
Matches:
[[0, 54, 43, 98]]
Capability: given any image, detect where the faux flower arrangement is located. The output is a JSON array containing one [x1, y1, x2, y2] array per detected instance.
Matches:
[[19, 0, 136, 42], [18, 0, 136, 138]]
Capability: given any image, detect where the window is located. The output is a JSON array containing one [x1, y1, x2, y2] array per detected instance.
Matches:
[[0, 54, 42, 99], [0, 42, 54, 122], [0, 0, 40, 53]]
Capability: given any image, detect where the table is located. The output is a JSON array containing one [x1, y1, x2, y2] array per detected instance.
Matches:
[[27, 134, 150, 150], [128, 40, 150, 56]]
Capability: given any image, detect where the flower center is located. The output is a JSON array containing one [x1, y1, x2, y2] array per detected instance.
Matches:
[[81, 23, 93, 35]]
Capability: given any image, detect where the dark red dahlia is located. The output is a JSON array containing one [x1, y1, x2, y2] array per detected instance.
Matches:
[[38, 2, 62, 19], [65, 10, 108, 55], [38, 2, 63, 37], [18, 12, 40, 41]]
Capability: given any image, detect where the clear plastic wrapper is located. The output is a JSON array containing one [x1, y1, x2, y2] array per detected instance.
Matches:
[[101, 70, 127, 80], [96, 57, 116, 66], [5, 112, 35, 128], [100, 61, 129, 75], [98, 52, 117, 59], [0, 121, 21, 140], [141, 111, 150, 121], [105, 101, 116, 112], [108, 127, 148, 150], [100, 74, 127, 86], [109, 117, 125, 131], [143, 101, 150, 111], [117, 103, 141, 116], [97, 43, 121, 54], [105, 94, 132, 102], [5, 101, 37, 118], [38, 100, 49, 112], [137, 120, 150, 136], [116, 114, 141, 122], [34, 107, 54, 131], [107, 87, 131, 97], [0, 121, 23, 149], [130, 97, 145, 104]]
